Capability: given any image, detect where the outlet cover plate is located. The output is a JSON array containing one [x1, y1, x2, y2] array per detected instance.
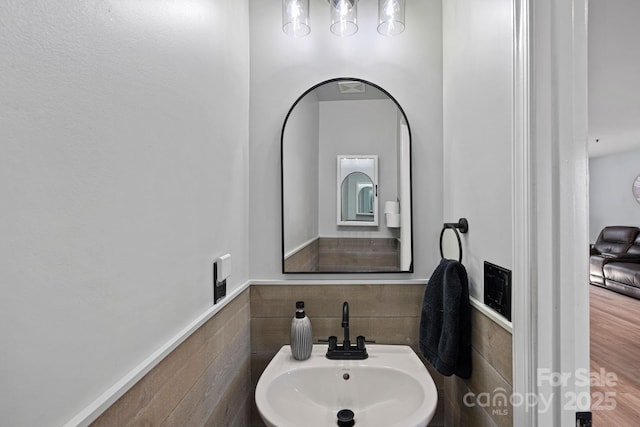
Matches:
[[484, 261, 512, 321]]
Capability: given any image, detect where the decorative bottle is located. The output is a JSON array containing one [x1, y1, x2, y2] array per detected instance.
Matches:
[[290, 301, 313, 360]]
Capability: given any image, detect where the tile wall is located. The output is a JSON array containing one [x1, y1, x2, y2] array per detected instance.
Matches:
[[88, 284, 511, 427], [444, 308, 513, 426], [284, 238, 400, 272], [90, 290, 252, 427]]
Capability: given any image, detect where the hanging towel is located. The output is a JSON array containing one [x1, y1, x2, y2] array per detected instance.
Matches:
[[419, 258, 472, 379]]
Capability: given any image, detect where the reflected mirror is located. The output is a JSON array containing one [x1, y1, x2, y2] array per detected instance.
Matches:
[[338, 155, 378, 225], [282, 78, 413, 273]]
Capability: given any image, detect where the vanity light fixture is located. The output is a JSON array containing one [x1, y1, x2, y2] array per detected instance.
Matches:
[[282, 0, 311, 37], [377, 0, 405, 36], [329, 0, 359, 37], [282, 0, 405, 37]]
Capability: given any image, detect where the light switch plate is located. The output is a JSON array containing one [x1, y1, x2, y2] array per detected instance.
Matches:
[[213, 254, 231, 304]]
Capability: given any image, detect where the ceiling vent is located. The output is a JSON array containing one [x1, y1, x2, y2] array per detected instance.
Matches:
[[338, 81, 366, 94]]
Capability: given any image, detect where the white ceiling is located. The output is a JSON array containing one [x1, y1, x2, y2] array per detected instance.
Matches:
[[588, 0, 640, 158]]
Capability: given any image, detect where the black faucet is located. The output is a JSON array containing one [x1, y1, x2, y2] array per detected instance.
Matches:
[[342, 301, 350, 350], [325, 301, 369, 360]]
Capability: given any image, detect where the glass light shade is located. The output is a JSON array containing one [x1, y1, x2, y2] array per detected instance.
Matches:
[[378, 0, 405, 36], [329, 0, 358, 37], [283, 0, 310, 37]]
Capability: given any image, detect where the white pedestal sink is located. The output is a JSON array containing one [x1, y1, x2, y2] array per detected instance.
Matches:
[[255, 344, 438, 427]]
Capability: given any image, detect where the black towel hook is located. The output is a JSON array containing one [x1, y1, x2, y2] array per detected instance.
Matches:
[[439, 218, 469, 263]]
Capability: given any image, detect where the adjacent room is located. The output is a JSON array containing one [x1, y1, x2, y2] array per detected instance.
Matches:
[[588, 0, 640, 425]]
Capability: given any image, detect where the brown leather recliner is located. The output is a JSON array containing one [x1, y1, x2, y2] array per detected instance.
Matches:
[[604, 262, 640, 299], [589, 226, 640, 286]]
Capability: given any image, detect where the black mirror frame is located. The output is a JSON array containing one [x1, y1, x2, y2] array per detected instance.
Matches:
[[281, 77, 414, 274]]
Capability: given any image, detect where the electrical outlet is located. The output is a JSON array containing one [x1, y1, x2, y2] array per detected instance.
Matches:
[[576, 412, 592, 427]]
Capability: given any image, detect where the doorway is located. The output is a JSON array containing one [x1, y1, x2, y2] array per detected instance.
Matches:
[[588, 0, 640, 424]]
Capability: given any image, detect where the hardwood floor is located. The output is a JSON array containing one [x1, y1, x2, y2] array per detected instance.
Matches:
[[590, 284, 640, 426]]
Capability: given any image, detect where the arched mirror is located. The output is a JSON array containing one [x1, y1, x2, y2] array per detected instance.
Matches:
[[282, 78, 413, 273]]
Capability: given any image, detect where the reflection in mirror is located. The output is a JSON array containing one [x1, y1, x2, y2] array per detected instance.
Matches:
[[338, 155, 378, 225], [356, 183, 372, 214], [342, 172, 373, 219], [282, 78, 413, 273]]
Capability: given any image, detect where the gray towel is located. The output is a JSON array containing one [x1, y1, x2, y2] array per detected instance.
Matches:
[[419, 259, 472, 379]]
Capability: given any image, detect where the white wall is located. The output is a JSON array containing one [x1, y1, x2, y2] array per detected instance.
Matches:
[[249, 0, 443, 279], [283, 92, 320, 254], [318, 99, 398, 238], [588, 0, 640, 157], [589, 149, 640, 241], [0, 1, 250, 426], [442, 0, 514, 299]]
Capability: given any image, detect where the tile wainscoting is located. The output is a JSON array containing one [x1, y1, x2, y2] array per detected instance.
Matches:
[[284, 238, 400, 272], [90, 289, 252, 427], [86, 282, 511, 427], [249, 284, 513, 427], [444, 307, 513, 427]]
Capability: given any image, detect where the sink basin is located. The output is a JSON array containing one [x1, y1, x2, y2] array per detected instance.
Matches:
[[255, 344, 438, 427]]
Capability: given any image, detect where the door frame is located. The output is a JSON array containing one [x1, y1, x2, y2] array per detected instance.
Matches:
[[512, 0, 590, 425]]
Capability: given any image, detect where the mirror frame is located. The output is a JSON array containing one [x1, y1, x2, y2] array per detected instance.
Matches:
[[281, 77, 414, 274]]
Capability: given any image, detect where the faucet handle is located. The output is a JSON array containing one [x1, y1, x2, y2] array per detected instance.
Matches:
[[356, 335, 376, 350], [326, 336, 337, 351]]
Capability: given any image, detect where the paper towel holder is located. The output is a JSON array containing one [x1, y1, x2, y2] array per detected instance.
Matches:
[[385, 213, 401, 228]]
